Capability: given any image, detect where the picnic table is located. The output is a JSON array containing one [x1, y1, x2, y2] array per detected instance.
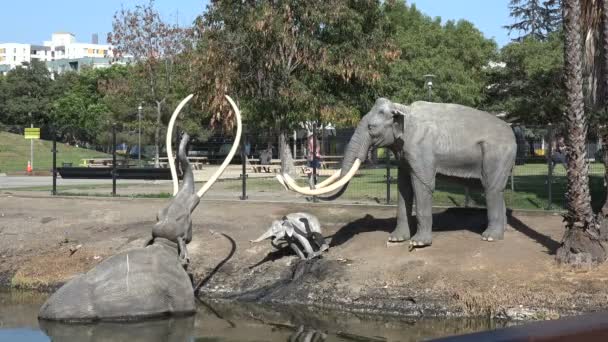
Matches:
[[245, 158, 309, 173], [156, 157, 209, 170]]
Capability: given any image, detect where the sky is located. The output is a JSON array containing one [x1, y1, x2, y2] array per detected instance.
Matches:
[[0, 0, 514, 47]]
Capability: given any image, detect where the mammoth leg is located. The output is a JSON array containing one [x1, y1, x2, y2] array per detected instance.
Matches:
[[389, 163, 413, 242], [483, 189, 506, 241], [177, 236, 190, 267], [289, 241, 306, 260], [293, 233, 318, 259], [410, 174, 434, 247], [481, 144, 512, 241]]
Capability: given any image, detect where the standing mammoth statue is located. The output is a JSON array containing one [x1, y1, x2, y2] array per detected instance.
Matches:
[[277, 98, 516, 248]]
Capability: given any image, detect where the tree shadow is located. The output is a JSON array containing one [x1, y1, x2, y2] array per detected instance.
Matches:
[[328, 208, 560, 254]]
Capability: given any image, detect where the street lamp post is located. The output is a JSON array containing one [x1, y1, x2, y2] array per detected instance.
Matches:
[[138, 103, 143, 165], [424, 74, 435, 102]]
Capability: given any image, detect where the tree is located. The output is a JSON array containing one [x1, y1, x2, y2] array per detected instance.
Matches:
[[50, 69, 112, 145], [580, 0, 608, 222], [505, 0, 562, 41], [382, 2, 497, 107], [108, 0, 190, 166], [191, 0, 397, 135], [556, 0, 607, 265], [0, 60, 53, 127], [484, 33, 564, 124]]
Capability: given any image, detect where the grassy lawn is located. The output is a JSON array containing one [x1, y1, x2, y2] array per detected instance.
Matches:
[[0, 131, 109, 173], [221, 163, 608, 211]]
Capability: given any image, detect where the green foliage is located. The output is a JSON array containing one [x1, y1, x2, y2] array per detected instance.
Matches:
[[0, 61, 54, 126], [504, 0, 562, 41], [192, 0, 397, 131], [485, 33, 564, 124], [381, 1, 497, 107]]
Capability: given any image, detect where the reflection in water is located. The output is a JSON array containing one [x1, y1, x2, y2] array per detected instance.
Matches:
[[39, 317, 195, 342], [288, 326, 327, 342], [0, 291, 507, 342]]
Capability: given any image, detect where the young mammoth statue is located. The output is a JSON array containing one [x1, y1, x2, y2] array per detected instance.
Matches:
[[251, 213, 328, 260], [277, 98, 516, 248], [38, 95, 242, 322]]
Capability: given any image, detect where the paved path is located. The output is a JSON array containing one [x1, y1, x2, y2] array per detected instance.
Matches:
[[0, 176, 169, 189]]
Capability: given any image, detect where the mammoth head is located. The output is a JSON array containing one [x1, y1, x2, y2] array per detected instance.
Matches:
[[149, 94, 242, 246], [364, 97, 408, 148], [152, 133, 199, 244], [274, 97, 409, 198], [251, 218, 295, 243]]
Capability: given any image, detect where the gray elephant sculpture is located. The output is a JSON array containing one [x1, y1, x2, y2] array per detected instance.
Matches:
[[277, 99, 516, 247], [251, 213, 328, 260], [38, 95, 243, 322]]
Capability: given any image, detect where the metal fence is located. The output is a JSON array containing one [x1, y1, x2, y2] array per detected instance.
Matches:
[[3, 123, 606, 211]]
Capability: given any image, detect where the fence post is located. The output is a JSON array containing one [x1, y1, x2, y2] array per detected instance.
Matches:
[[112, 124, 117, 197], [240, 138, 248, 200], [385, 150, 391, 204], [312, 123, 318, 203], [464, 187, 470, 208], [546, 124, 553, 210], [51, 130, 57, 196], [511, 171, 515, 192]]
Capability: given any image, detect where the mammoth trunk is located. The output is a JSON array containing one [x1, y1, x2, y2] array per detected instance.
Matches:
[[340, 118, 371, 179]]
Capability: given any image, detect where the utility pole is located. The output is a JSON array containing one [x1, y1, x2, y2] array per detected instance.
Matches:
[[28, 91, 33, 171], [29, 113, 33, 171], [138, 103, 143, 165]]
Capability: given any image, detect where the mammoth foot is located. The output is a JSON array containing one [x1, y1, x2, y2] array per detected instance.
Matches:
[[409, 232, 432, 247], [481, 226, 504, 242], [388, 225, 411, 243]]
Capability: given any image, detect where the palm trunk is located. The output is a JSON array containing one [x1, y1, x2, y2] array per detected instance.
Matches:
[[602, 0, 608, 217], [556, 0, 607, 265]]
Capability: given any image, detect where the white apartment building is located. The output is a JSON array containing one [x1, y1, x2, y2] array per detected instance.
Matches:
[[0, 43, 36, 68], [0, 32, 116, 72], [43, 32, 112, 60]]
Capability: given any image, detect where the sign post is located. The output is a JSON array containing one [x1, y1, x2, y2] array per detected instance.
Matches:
[[24, 127, 40, 172]]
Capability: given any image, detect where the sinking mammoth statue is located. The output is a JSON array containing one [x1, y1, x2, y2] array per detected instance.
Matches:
[[277, 98, 516, 247], [38, 94, 242, 322]]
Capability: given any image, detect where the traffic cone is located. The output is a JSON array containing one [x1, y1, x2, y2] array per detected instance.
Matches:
[[27, 161, 32, 174]]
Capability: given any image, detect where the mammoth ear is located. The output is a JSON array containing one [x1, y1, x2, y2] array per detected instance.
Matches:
[[391, 104, 407, 140]]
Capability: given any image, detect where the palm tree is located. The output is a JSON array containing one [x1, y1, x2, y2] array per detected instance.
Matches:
[[556, 0, 607, 264]]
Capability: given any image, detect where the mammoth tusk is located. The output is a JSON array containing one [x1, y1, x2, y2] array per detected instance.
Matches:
[[167, 94, 195, 196], [279, 159, 361, 196], [275, 168, 342, 192], [196, 95, 243, 198]]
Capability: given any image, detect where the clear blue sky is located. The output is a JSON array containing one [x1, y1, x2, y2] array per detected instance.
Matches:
[[0, 0, 514, 47]]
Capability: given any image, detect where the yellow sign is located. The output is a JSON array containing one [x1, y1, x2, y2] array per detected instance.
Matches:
[[24, 127, 40, 140]]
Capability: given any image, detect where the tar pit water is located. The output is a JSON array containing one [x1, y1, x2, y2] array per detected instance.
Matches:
[[0, 290, 508, 341]]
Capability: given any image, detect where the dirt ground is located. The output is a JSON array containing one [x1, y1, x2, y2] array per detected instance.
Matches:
[[1, 192, 608, 321]]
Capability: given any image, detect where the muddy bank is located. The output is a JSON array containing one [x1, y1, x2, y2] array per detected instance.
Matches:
[[1, 193, 608, 320]]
